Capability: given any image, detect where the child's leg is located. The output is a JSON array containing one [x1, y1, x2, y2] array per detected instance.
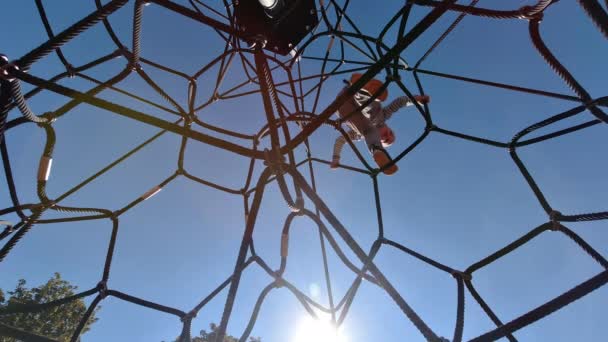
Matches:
[[339, 103, 398, 175], [372, 148, 398, 175], [364, 129, 398, 175]]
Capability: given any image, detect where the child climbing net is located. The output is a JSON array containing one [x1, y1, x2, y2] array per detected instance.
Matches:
[[330, 73, 430, 175], [0, 1, 607, 342]]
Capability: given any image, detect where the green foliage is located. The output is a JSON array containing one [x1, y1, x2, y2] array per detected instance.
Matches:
[[0, 273, 98, 342], [169, 323, 261, 342]]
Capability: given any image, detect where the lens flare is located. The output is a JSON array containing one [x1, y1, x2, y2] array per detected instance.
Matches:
[[293, 315, 347, 342]]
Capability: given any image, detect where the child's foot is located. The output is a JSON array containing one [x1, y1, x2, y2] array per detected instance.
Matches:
[[373, 150, 398, 175]]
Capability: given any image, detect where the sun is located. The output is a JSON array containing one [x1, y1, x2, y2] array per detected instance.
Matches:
[[293, 315, 348, 342]]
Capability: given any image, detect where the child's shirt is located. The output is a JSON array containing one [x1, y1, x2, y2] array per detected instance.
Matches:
[[354, 91, 414, 128], [332, 89, 415, 162]]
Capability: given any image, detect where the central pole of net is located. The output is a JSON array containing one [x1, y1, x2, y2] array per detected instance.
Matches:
[[215, 44, 282, 342]]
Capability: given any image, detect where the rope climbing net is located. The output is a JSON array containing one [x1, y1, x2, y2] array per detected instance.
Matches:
[[1, 0, 607, 341]]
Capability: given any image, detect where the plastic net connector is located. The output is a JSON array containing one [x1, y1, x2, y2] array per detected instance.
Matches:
[[180, 310, 197, 323], [66, 64, 77, 78], [251, 35, 268, 50], [273, 276, 286, 288], [97, 281, 108, 299], [0, 54, 19, 82], [0, 60, 19, 83], [291, 196, 305, 215], [37, 156, 53, 181], [0, 54, 8, 71], [0, 221, 13, 232], [281, 233, 289, 257], [40, 112, 58, 124], [263, 148, 286, 174], [130, 62, 142, 71], [326, 35, 336, 52], [42, 199, 57, 210], [549, 210, 562, 231], [141, 186, 162, 201], [451, 270, 472, 282], [517, 5, 545, 20], [584, 97, 604, 111]]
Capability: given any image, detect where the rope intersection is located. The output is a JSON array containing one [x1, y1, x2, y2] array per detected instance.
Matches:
[[1, 0, 607, 341]]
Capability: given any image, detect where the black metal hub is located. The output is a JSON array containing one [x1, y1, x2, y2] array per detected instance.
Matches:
[[234, 0, 318, 55]]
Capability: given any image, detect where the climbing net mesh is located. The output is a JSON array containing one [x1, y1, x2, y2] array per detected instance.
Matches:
[[1, 0, 607, 341]]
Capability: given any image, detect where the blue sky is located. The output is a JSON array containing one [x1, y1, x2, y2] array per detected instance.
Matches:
[[1, 0, 607, 341]]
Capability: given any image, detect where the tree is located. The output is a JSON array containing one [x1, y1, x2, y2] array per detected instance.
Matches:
[[0, 273, 98, 342], [169, 323, 261, 342]]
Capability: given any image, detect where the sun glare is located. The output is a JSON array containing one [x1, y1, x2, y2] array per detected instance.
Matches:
[[293, 315, 348, 342]]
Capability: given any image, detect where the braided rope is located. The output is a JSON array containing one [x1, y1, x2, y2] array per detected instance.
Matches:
[[0, 1, 606, 341]]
